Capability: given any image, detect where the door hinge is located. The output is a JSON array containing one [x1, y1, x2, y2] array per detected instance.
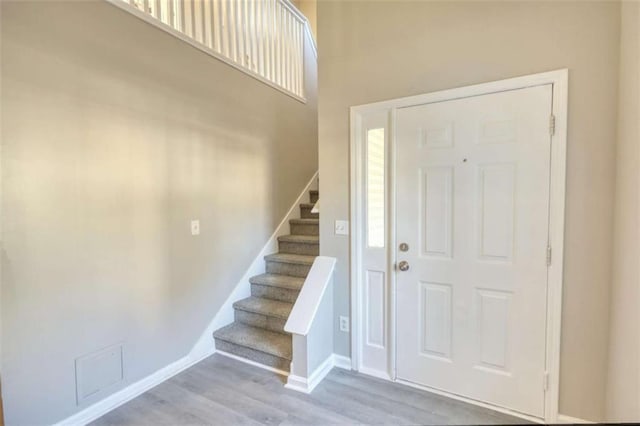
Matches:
[[543, 371, 549, 392], [549, 114, 556, 136], [546, 246, 552, 266]]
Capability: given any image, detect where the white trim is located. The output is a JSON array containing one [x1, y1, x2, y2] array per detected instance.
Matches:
[[103, 0, 312, 103], [396, 379, 545, 425], [332, 354, 352, 370], [54, 348, 216, 426], [302, 21, 317, 59], [388, 108, 398, 380], [285, 354, 353, 393], [190, 171, 319, 359], [545, 70, 569, 423], [285, 374, 312, 393], [349, 109, 362, 371], [216, 350, 289, 377], [556, 414, 595, 424], [349, 70, 567, 115], [285, 355, 334, 393], [349, 69, 569, 423]]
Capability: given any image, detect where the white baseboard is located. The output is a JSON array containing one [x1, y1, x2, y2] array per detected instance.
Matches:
[[54, 172, 318, 426], [216, 350, 289, 377], [332, 354, 352, 370], [285, 354, 335, 394], [556, 414, 595, 424], [190, 171, 319, 359], [54, 348, 216, 426]]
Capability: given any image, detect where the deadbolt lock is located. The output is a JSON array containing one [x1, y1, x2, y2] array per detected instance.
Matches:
[[399, 243, 409, 252]]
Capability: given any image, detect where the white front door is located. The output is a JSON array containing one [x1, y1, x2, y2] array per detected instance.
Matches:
[[395, 85, 553, 417]]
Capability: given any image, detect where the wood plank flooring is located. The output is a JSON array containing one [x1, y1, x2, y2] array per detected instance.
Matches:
[[90, 354, 530, 425]]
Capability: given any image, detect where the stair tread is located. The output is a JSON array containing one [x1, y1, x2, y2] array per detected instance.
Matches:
[[264, 253, 316, 265], [278, 234, 319, 244], [233, 296, 293, 319], [214, 323, 291, 360], [250, 273, 305, 289], [299, 203, 316, 208], [289, 218, 319, 225]]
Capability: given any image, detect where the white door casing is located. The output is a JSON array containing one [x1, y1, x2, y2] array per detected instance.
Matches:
[[395, 85, 552, 417], [349, 70, 568, 423]]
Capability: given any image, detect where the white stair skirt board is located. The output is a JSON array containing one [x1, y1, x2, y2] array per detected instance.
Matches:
[[285, 354, 351, 394], [556, 415, 595, 424], [55, 172, 319, 426], [190, 171, 319, 360], [216, 350, 289, 377]]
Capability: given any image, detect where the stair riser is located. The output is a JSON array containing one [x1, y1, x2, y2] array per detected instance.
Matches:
[[310, 191, 319, 204], [278, 241, 319, 256], [214, 340, 290, 371], [300, 206, 319, 219], [290, 223, 319, 236], [251, 283, 300, 303], [266, 261, 311, 278], [235, 310, 288, 334]]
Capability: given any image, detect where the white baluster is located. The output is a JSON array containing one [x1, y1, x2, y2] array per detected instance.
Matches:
[[256, 0, 264, 76], [180, 0, 186, 33], [276, 1, 283, 85], [168, 0, 175, 28]]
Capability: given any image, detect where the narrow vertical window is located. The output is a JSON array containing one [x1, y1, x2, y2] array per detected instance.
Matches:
[[366, 128, 385, 248]]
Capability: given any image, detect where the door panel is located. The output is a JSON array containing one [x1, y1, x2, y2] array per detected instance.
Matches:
[[395, 85, 552, 417]]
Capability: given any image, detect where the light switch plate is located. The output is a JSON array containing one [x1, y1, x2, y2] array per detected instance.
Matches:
[[335, 220, 349, 236], [191, 220, 200, 236]]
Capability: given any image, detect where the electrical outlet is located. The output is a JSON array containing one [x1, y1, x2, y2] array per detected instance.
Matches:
[[335, 220, 349, 236], [339, 316, 350, 332], [191, 220, 200, 236]]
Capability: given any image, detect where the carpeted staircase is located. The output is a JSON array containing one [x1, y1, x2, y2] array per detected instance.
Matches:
[[213, 189, 319, 372]]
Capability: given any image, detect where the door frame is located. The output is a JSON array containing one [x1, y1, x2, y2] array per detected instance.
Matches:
[[349, 69, 568, 423]]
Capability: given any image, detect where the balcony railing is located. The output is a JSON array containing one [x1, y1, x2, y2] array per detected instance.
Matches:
[[110, 0, 308, 101]]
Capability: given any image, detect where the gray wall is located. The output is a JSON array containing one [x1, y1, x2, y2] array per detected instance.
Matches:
[[318, 1, 620, 421], [606, 2, 640, 421], [1, 1, 317, 424]]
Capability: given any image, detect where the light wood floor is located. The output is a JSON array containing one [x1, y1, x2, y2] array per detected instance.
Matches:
[[91, 354, 530, 425]]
